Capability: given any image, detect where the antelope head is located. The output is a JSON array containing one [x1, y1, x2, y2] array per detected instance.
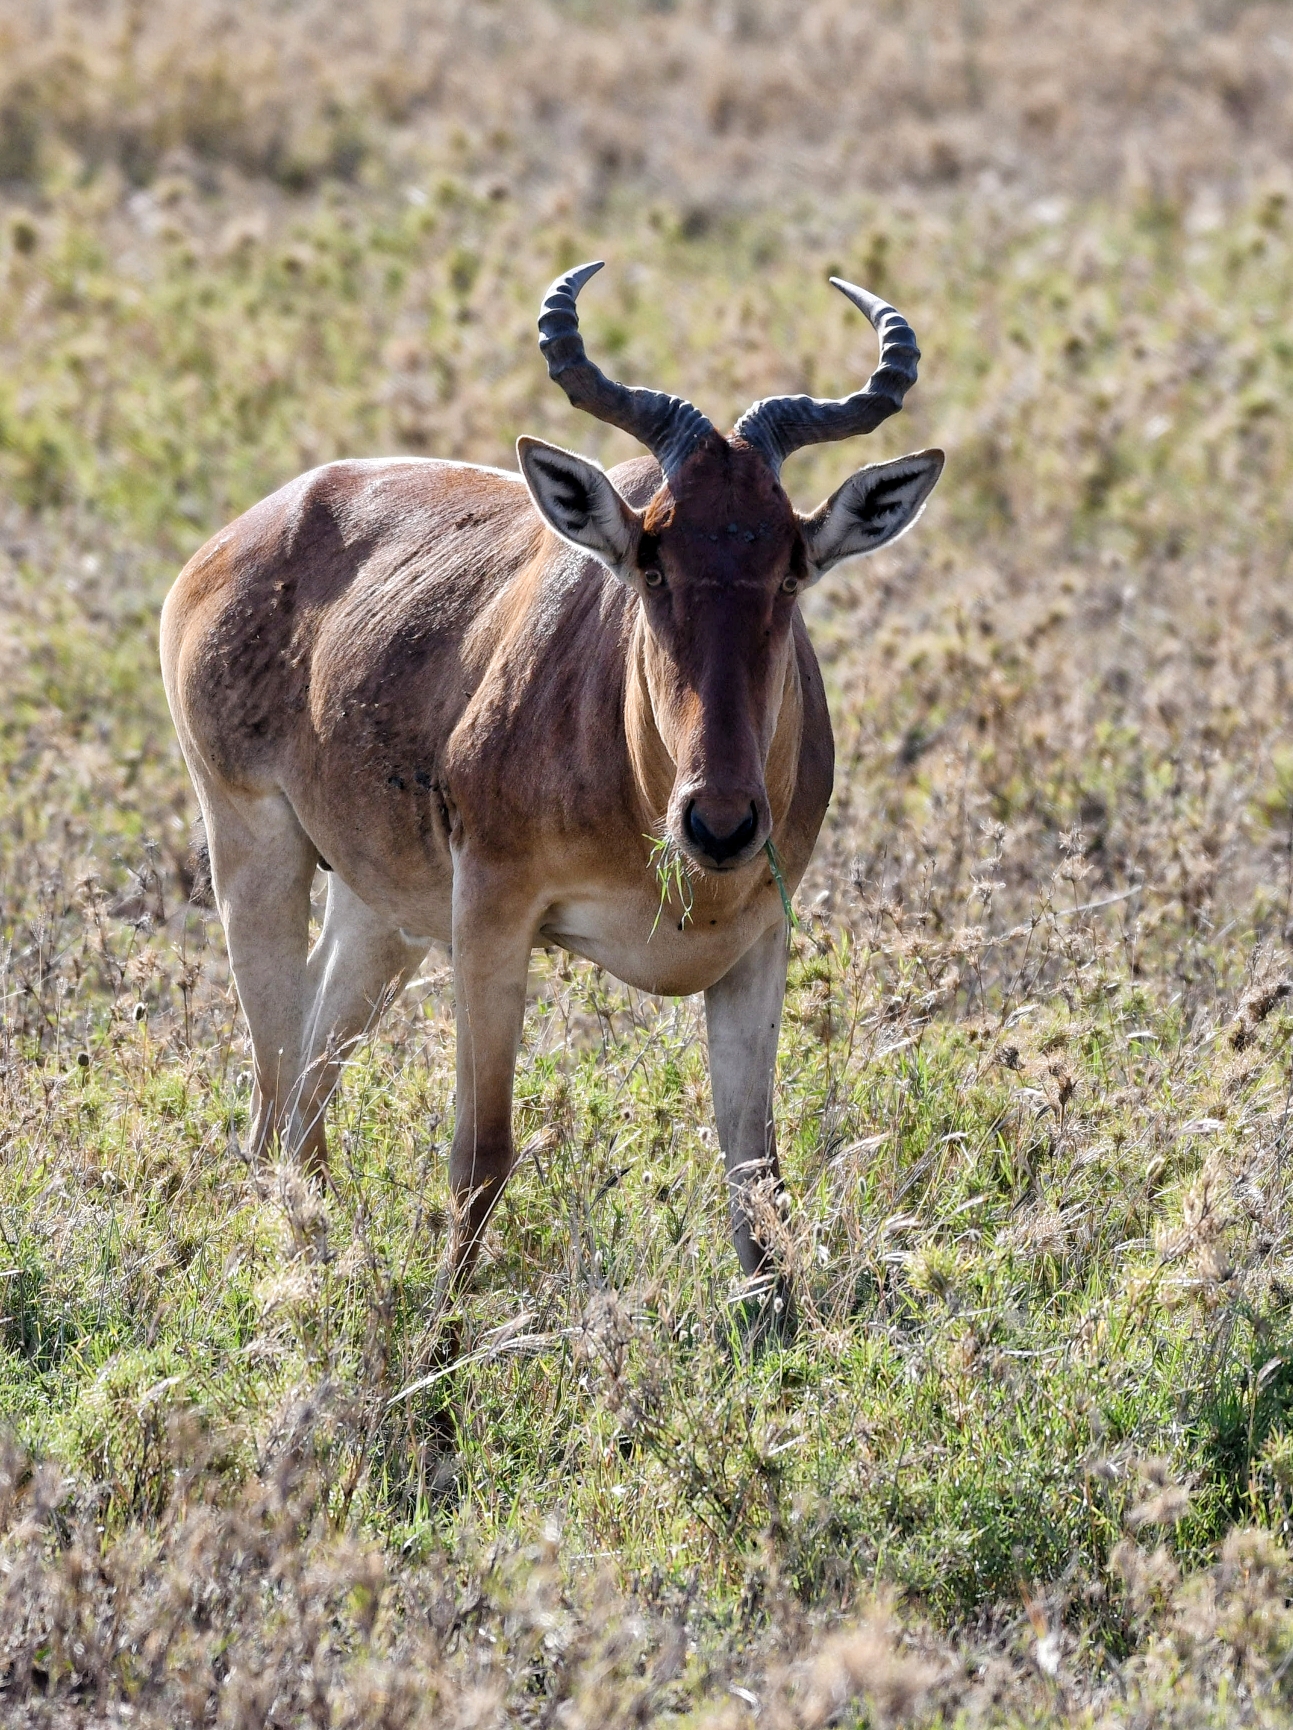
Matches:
[[518, 262, 943, 873]]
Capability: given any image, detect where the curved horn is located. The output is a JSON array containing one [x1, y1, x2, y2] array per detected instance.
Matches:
[[538, 261, 714, 482], [731, 279, 921, 475]]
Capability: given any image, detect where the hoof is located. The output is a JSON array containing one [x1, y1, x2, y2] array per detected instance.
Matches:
[[739, 1275, 798, 1353]]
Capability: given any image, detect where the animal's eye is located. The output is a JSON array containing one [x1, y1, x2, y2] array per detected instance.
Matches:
[[643, 567, 665, 589], [781, 575, 801, 596]]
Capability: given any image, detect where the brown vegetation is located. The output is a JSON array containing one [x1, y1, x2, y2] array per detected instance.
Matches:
[[2, 0, 1292, 210]]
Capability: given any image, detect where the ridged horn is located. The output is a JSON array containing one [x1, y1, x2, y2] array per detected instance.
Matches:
[[731, 279, 921, 475], [537, 261, 714, 482]]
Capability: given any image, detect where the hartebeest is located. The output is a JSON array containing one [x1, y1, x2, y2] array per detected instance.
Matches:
[[160, 263, 942, 1303]]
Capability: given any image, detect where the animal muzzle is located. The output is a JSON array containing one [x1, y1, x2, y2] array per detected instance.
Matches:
[[680, 794, 766, 870]]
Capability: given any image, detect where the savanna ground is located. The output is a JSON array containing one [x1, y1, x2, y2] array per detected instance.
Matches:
[[4, 2, 1293, 1723]]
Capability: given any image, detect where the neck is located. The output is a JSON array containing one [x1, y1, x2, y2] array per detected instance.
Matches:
[[764, 643, 804, 832], [624, 615, 676, 826]]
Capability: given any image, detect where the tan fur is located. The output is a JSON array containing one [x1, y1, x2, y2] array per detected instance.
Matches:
[[161, 441, 837, 1294]]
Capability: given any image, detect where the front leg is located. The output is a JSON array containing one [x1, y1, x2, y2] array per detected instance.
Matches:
[[447, 868, 537, 1289], [704, 920, 791, 1301]]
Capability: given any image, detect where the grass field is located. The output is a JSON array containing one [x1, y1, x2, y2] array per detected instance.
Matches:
[[5, 2, 1293, 1723]]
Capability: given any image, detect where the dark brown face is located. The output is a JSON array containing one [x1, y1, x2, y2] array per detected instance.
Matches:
[[635, 441, 805, 873]]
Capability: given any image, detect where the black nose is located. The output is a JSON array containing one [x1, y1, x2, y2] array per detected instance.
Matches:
[[684, 801, 759, 865]]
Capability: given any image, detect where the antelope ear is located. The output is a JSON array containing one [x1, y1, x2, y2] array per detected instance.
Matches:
[[799, 449, 944, 580], [518, 436, 642, 579]]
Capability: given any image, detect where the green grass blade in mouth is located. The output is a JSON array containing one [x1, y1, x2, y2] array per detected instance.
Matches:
[[764, 838, 797, 930], [646, 833, 694, 937]]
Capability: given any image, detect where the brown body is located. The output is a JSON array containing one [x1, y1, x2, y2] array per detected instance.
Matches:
[[161, 265, 942, 1307], [165, 447, 832, 984]]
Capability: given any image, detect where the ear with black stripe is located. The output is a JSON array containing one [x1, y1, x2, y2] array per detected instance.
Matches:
[[517, 436, 641, 581], [799, 449, 944, 582]]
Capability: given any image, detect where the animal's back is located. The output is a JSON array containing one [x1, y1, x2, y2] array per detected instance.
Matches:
[[161, 455, 554, 923], [161, 456, 541, 798]]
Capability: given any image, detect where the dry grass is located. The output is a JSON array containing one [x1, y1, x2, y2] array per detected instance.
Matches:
[[3, 0, 1293, 210], [4, 2, 1293, 1724]]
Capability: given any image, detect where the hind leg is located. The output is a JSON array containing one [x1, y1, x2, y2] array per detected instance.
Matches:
[[296, 873, 431, 1174], [202, 788, 317, 1162]]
